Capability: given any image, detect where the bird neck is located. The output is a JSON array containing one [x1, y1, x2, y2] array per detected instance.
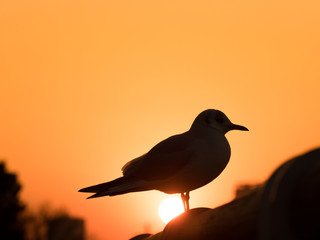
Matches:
[[189, 125, 225, 138]]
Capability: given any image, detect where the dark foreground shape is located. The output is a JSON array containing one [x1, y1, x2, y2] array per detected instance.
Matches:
[[259, 148, 320, 240], [129, 233, 152, 240], [130, 148, 320, 240]]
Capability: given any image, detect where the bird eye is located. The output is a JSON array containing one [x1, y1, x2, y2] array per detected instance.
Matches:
[[205, 115, 211, 124], [215, 114, 224, 123]]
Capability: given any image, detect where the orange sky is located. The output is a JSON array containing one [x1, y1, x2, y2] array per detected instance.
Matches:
[[1, 1, 319, 239]]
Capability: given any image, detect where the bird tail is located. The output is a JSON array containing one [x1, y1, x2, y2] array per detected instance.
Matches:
[[78, 177, 149, 199]]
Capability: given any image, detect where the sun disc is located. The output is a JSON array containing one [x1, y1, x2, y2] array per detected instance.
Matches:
[[158, 197, 184, 223]]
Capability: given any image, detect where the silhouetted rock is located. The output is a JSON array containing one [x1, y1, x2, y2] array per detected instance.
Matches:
[[131, 148, 320, 240], [259, 148, 320, 240], [129, 233, 152, 240]]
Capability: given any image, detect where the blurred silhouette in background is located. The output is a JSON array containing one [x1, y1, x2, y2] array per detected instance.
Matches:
[[0, 162, 25, 240], [24, 204, 85, 240], [0, 161, 85, 240]]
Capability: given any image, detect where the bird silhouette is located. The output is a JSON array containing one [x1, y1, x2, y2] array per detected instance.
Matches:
[[79, 109, 248, 211]]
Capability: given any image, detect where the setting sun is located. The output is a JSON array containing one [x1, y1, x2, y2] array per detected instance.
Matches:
[[158, 197, 185, 223]]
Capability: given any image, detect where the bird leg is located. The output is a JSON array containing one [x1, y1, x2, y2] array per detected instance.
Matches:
[[181, 192, 190, 211]]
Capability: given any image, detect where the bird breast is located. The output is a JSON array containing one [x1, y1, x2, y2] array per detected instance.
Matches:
[[161, 133, 231, 193]]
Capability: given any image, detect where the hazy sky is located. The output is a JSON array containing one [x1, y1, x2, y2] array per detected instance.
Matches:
[[1, 1, 319, 239]]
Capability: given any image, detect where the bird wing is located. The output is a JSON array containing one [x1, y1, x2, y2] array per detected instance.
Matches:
[[122, 132, 194, 180]]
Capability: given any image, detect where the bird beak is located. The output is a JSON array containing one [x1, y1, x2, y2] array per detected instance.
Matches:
[[230, 124, 249, 131]]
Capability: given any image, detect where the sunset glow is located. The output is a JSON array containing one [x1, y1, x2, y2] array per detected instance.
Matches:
[[1, 1, 320, 239], [158, 197, 185, 223]]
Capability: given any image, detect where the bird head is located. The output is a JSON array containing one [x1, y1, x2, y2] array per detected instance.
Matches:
[[191, 109, 249, 134]]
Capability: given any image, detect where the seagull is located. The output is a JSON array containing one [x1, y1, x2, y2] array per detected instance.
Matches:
[[79, 109, 248, 211]]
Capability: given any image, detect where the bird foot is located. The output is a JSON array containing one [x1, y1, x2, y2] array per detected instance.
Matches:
[[181, 192, 190, 211]]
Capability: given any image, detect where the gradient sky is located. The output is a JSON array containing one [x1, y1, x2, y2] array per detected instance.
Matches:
[[1, 1, 319, 239]]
